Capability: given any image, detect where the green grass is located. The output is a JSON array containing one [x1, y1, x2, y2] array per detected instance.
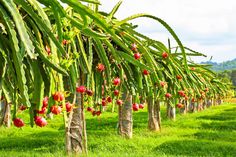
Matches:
[[0, 103, 236, 157]]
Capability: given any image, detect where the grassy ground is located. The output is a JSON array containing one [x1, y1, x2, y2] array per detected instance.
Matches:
[[0, 103, 236, 157]]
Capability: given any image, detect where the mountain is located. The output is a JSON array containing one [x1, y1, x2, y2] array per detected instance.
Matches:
[[201, 58, 236, 71]]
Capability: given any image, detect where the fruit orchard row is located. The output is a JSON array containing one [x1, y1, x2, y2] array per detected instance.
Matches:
[[0, 0, 232, 154]]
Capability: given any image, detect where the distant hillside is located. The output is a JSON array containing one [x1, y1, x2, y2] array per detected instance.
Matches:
[[201, 58, 236, 71]]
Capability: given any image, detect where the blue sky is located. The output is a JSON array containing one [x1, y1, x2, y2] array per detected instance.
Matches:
[[99, 0, 236, 63]]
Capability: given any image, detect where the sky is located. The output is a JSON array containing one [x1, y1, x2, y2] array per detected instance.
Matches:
[[99, 0, 236, 63]]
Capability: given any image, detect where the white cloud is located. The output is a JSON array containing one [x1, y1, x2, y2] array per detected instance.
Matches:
[[99, 0, 236, 63]]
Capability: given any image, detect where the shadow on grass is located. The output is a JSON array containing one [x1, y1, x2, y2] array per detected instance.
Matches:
[[86, 111, 150, 130], [133, 109, 169, 128], [197, 107, 236, 121], [193, 131, 236, 142], [201, 121, 236, 131], [86, 116, 118, 131], [154, 140, 236, 157], [197, 113, 236, 121], [133, 111, 148, 129], [85, 111, 149, 138], [0, 131, 64, 153], [195, 107, 236, 131]]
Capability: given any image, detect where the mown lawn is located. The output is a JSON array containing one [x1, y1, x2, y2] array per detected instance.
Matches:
[[0, 103, 236, 157]]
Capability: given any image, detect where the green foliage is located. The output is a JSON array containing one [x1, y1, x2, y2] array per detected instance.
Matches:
[[202, 58, 236, 72], [231, 70, 236, 87], [1, 0, 36, 59], [217, 70, 236, 96]]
